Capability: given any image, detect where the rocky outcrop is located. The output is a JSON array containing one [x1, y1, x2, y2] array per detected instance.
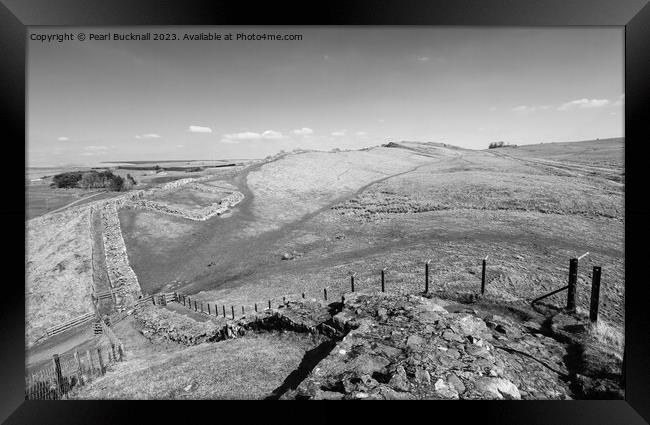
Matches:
[[281, 293, 573, 400], [135, 304, 244, 345]]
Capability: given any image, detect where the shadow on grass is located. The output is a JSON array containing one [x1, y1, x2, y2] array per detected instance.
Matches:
[[265, 338, 339, 400]]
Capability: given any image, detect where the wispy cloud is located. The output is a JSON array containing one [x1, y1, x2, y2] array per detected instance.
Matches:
[[135, 133, 161, 139], [188, 125, 213, 133], [57, 136, 69, 141], [292, 127, 314, 136], [175, 144, 185, 148], [355, 131, 368, 137], [221, 130, 285, 144], [331, 130, 347, 137], [417, 56, 431, 62], [558, 98, 610, 111], [84, 145, 108, 151], [512, 105, 551, 114], [612, 94, 625, 107]]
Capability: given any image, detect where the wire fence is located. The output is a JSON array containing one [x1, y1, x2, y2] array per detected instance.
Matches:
[[25, 322, 126, 400]]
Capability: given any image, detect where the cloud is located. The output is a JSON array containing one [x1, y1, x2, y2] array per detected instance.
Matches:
[[613, 94, 625, 107], [512, 105, 551, 114], [558, 98, 610, 111], [292, 127, 314, 136], [355, 131, 368, 137], [417, 56, 431, 62], [175, 144, 185, 148], [221, 130, 285, 144], [188, 125, 213, 133], [57, 136, 69, 141], [84, 145, 108, 151], [331, 130, 347, 137], [135, 133, 161, 139]]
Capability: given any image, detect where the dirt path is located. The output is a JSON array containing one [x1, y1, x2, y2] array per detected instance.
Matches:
[[47, 191, 108, 215]]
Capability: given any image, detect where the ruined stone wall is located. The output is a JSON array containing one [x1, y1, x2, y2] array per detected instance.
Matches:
[[97, 202, 142, 311], [124, 191, 244, 221]]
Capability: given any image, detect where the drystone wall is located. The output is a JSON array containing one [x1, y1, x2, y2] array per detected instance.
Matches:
[[97, 202, 142, 311], [124, 191, 244, 221]]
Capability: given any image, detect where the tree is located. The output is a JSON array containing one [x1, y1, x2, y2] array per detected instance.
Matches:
[[108, 175, 125, 191], [51, 172, 83, 188], [126, 173, 137, 186], [488, 142, 497, 149]]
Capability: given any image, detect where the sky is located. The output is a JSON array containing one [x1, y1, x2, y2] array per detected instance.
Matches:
[[27, 26, 624, 167]]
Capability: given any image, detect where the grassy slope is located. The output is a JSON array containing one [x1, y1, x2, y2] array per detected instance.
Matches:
[[26, 207, 95, 345]]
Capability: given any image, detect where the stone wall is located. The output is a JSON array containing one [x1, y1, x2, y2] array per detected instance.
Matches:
[[97, 202, 142, 311]]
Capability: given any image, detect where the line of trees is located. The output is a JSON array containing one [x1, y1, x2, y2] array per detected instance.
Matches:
[[51, 170, 137, 191], [488, 141, 518, 149]]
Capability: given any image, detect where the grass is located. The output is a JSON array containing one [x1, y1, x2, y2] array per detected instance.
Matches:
[[75, 331, 317, 399]]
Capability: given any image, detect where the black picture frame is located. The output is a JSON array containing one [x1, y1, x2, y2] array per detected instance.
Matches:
[[2, 1, 649, 424]]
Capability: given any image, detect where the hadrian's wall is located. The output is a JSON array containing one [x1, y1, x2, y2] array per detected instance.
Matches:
[[82, 176, 242, 310], [124, 191, 244, 221], [97, 202, 142, 311]]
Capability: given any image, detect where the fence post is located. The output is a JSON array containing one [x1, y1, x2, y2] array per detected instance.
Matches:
[[268, 300, 271, 309], [255, 303, 258, 312], [152, 295, 156, 305], [86, 349, 95, 376], [381, 269, 385, 292], [97, 348, 105, 375], [589, 266, 602, 324], [425, 260, 431, 293], [324, 288, 328, 301], [201, 302, 204, 313], [208, 304, 211, 315], [110, 343, 117, 363], [302, 292, 305, 299], [74, 351, 84, 386], [52, 354, 64, 397], [242, 306, 245, 316], [223, 305, 226, 318], [567, 258, 578, 312], [118, 344, 125, 362], [481, 256, 488, 295], [231, 306, 235, 319]]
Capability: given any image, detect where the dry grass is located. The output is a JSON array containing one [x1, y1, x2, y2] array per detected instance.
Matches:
[[75, 331, 316, 399], [26, 207, 95, 345]]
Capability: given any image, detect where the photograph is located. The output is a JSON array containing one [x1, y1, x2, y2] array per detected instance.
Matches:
[[25, 26, 625, 401]]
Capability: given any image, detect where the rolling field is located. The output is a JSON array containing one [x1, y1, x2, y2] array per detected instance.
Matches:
[[116, 139, 623, 336]]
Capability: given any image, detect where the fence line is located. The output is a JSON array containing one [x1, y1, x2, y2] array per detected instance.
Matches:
[[43, 312, 97, 339]]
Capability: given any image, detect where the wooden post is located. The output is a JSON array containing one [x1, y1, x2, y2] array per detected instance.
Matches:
[[183, 296, 186, 307], [97, 348, 105, 375], [255, 303, 258, 312], [74, 351, 84, 386], [425, 260, 431, 293], [268, 300, 271, 309], [481, 257, 487, 295], [351, 274, 355, 292], [302, 292, 305, 299], [110, 343, 117, 363], [208, 304, 211, 315], [231, 306, 235, 319], [194, 300, 198, 312], [152, 295, 156, 305], [86, 349, 95, 376], [223, 305, 226, 318], [324, 288, 328, 301], [381, 269, 385, 292], [241, 306, 245, 315], [201, 302, 204, 313], [567, 258, 578, 312], [589, 266, 602, 323], [118, 344, 125, 361], [52, 354, 64, 396], [283, 296, 286, 304]]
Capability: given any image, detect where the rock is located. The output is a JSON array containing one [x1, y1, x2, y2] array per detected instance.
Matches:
[[406, 335, 425, 350], [434, 378, 459, 399], [475, 377, 521, 400], [415, 368, 431, 386], [389, 366, 410, 392], [442, 330, 464, 343], [281, 252, 292, 260], [447, 374, 465, 394]]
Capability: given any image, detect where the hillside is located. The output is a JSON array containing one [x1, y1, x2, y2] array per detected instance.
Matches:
[[27, 139, 624, 399]]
